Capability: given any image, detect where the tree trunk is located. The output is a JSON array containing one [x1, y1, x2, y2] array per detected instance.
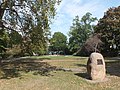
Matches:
[[0, 1, 7, 28], [0, 8, 4, 28]]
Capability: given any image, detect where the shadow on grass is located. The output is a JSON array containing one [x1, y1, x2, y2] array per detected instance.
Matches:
[[75, 73, 90, 80], [75, 64, 86, 67], [0, 57, 56, 79], [75, 57, 120, 79], [105, 58, 120, 77]]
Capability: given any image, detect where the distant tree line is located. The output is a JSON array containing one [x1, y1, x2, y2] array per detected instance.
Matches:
[[49, 6, 120, 57]]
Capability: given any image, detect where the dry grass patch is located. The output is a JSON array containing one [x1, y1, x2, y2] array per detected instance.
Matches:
[[0, 56, 120, 90]]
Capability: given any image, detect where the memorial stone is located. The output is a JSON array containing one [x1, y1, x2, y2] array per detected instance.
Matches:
[[87, 52, 106, 81]]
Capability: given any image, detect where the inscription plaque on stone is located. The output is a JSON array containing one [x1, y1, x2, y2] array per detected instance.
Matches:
[[97, 59, 103, 65]]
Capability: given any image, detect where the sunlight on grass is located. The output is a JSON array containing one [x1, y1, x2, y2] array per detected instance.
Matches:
[[0, 56, 120, 90]]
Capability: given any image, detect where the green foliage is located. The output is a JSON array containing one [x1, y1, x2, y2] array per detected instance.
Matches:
[[0, 0, 61, 57], [0, 0, 60, 29], [50, 32, 67, 54], [95, 6, 120, 56], [9, 31, 22, 46], [68, 16, 81, 53], [68, 13, 97, 54], [0, 29, 9, 58], [30, 27, 48, 55]]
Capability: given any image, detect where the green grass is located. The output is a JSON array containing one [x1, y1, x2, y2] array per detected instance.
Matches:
[[0, 55, 120, 90]]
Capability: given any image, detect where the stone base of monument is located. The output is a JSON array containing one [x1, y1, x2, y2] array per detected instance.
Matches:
[[85, 76, 110, 83]]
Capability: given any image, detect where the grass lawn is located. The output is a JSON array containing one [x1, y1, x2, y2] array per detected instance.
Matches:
[[0, 55, 120, 90]]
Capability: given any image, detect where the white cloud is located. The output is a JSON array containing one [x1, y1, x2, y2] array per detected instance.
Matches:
[[50, 0, 120, 37], [61, 0, 105, 18]]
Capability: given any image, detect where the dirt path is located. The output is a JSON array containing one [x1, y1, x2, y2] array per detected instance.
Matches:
[[41, 59, 81, 62]]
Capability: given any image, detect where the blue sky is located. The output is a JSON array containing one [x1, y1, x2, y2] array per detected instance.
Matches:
[[50, 0, 120, 37]]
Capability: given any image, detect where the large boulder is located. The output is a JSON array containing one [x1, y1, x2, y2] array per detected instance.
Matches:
[[87, 52, 106, 81]]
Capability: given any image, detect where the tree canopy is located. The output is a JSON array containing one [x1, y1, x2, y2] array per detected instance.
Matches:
[[95, 6, 120, 56], [0, 0, 60, 30], [49, 32, 67, 55], [68, 12, 97, 54], [76, 33, 103, 56], [0, 0, 61, 58]]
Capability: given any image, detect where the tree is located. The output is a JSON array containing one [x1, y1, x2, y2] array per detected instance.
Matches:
[[68, 13, 97, 54], [29, 26, 50, 55], [9, 30, 22, 46], [0, 29, 10, 58], [0, 0, 61, 57], [49, 32, 67, 55], [0, 0, 60, 30], [76, 33, 103, 56], [95, 6, 120, 56]]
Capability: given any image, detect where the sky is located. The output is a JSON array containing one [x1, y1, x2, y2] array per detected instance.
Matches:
[[50, 0, 120, 37]]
